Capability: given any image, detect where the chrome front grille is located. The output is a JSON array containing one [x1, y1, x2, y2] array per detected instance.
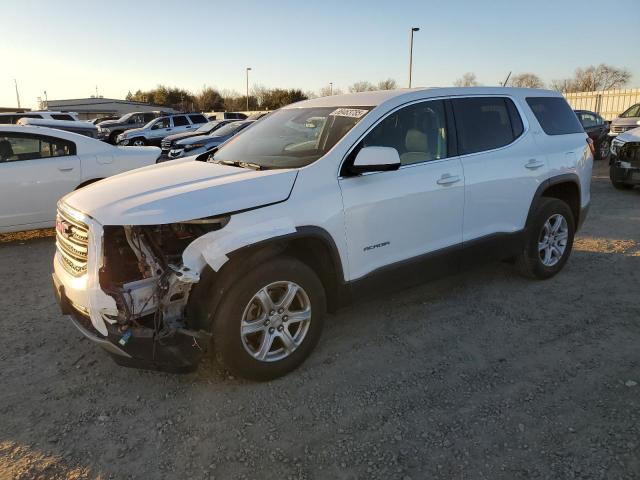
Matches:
[[161, 139, 172, 150], [56, 207, 89, 276]]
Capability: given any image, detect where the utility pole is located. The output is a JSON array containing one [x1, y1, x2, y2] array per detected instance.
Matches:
[[246, 67, 252, 111], [408, 27, 420, 88], [14, 79, 21, 108], [44, 90, 48, 109], [329, 82, 333, 95]]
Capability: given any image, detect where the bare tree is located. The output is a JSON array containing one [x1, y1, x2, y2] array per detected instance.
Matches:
[[251, 84, 269, 108], [508, 73, 544, 89], [377, 78, 397, 90], [319, 85, 343, 97], [348, 81, 376, 93], [454, 73, 479, 87], [551, 64, 631, 93]]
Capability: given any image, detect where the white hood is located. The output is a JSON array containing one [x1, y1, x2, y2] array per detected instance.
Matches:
[[616, 126, 640, 143], [63, 159, 297, 225]]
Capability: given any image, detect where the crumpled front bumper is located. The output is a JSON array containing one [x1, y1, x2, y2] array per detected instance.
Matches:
[[52, 272, 208, 373]]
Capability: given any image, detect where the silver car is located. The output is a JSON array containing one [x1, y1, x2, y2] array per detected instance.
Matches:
[[609, 103, 640, 138]]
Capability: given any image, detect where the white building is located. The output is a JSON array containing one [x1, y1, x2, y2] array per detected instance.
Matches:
[[45, 97, 178, 120]]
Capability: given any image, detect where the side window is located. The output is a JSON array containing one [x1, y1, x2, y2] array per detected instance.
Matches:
[[152, 118, 171, 129], [173, 116, 189, 127], [143, 113, 155, 122], [361, 100, 448, 165], [51, 114, 74, 121], [452, 97, 521, 155], [188, 114, 207, 124], [579, 113, 597, 128], [0, 134, 75, 162], [526, 97, 583, 135]]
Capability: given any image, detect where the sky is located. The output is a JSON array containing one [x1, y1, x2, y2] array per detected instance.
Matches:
[[2, 0, 639, 109]]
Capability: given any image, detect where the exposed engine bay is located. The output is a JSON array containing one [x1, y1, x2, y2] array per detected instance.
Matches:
[[96, 218, 228, 370]]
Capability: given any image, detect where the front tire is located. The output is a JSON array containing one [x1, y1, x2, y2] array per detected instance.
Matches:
[[596, 138, 610, 161], [131, 138, 147, 146], [212, 256, 326, 380], [516, 198, 575, 279], [610, 165, 633, 190]]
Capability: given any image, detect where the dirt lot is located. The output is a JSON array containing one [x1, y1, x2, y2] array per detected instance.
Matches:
[[0, 161, 638, 480]]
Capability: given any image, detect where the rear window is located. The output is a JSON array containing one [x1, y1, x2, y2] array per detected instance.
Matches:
[[526, 97, 583, 135], [51, 114, 74, 121], [172, 116, 189, 126], [188, 114, 207, 124], [452, 97, 524, 155]]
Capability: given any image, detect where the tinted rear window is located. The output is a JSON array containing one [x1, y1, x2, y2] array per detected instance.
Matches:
[[526, 97, 583, 135], [452, 97, 523, 155], [173, 115, 189, 126], [188, 114, 207, 124]]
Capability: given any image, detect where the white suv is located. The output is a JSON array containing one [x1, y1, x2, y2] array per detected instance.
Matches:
[[52, 87, 592, 379], [116, 113, 209, 146]]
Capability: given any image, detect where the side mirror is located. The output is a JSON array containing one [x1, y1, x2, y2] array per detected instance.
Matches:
[[350, 146, 401, 174]]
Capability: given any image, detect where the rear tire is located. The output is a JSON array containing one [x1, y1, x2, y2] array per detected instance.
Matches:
[[516, 198, 575, 279], [108, 131, 121, 144], [610, 166, 633, 190], [212, 256, 326, 381]]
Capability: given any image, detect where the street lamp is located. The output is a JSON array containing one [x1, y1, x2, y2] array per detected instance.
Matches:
[[329, 82, 333, 95], [246, 67, 252, 111], [408, 27, 420, 88]]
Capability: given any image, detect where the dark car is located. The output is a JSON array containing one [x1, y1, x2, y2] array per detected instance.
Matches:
[[574, 110, 610, 160], [206, 112, 248, 121], [160, 119, 238, 157], [97, 111, 168, 144], [164, 120, 254, 160], [609, 127, 640, 190]]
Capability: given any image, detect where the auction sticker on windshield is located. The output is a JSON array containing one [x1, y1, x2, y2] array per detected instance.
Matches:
[[330, 108, 369, 118]]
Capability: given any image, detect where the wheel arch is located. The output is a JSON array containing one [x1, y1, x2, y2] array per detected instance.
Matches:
[[186, 226, 346, 331], [526, 174, 581, 230], [75, 178, 104, 190]]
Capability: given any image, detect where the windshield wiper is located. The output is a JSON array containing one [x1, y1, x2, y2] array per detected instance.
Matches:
[[213, 159, 263, 170]]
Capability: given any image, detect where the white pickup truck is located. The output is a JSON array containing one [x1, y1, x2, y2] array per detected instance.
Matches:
[[0, 125, 160, 233]]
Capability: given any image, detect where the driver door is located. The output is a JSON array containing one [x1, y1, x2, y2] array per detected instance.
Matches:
[[338, 99, 464, 281], [149, 117, 172, 143]]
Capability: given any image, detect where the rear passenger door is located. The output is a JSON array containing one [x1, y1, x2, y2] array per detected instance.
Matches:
[[172, 115, 191, 134], [339, 99, 464, 280], [452, 96, 544, 243]]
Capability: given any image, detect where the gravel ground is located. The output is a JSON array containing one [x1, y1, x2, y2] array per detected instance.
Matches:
[[0, 161, 638, 480]]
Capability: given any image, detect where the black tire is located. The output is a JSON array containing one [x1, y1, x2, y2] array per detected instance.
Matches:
[[516, 198, 575, 279], [108, 131, 121, 144], [596, 138, 610, 161], [610, 166, 633, 190], [130, 137, 147, 146], [212, 256, 326, 380]]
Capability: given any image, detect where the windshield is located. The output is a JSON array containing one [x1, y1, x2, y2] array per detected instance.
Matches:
[[620, 104, 640, 118], [118, 112, 133, 122], [212, 121, 248, 137], [213, 106, 372, 168], [196, 121, 219, 134]]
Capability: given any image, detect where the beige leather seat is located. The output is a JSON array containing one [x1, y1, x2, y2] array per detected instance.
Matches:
[[399, 129, 429, 165]]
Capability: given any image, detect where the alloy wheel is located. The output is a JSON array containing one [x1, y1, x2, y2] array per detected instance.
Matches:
[[598, 140, 610, 159], [132, 139, 145, 146], [240, 281, 312, 362], [538, 213, 569, 267]]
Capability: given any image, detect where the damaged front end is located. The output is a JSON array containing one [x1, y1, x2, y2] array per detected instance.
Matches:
[[93, 218, 228, 372]]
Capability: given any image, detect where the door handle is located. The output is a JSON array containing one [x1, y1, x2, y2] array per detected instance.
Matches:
[[436, 174, 461, 186], [58, 167, 74, 172], [525, 159, 544, 170]]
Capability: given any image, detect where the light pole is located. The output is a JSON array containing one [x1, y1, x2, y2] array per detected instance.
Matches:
[[329, 82, 333, 95], [408, 27, 420, 88], [246, 67, 252, 111]]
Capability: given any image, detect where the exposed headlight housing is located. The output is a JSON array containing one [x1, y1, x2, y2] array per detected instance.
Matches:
[[611, 139, 624, 155], [101, 127, 111, 134], [184, 143, 205, 151]]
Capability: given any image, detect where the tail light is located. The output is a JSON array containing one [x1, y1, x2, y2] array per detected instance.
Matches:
[[586, 137, 595, 156]]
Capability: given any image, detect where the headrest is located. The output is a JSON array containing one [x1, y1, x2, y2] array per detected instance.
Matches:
[[405, 129, 428, 152]]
